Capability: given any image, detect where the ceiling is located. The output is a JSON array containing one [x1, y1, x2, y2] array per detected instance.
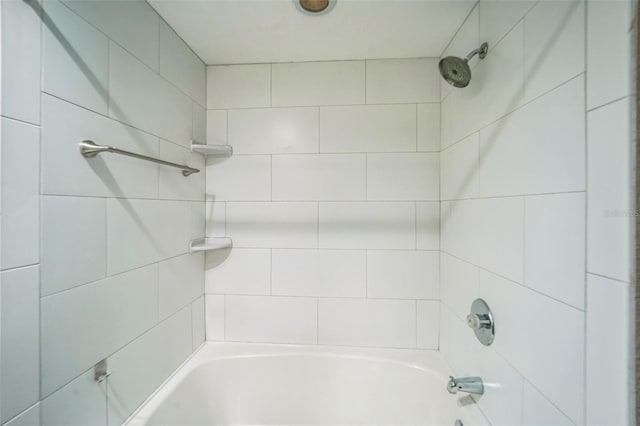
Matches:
[[148, 0, 476, 65]]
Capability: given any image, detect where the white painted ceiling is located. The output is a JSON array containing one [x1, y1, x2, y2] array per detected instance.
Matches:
[[148, 0, 476, 65]]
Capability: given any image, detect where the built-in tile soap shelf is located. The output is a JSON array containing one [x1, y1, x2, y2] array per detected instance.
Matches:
[[190, 141, 233, 157], [189, 237, 233, 253]]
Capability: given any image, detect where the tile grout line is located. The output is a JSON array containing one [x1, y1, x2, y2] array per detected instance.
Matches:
[[38, 6, 45, 408], [206, 292, 441, 302], [582, 3, 589, 422], [365, 250, 368, 298], [522, 197, 526, 286], [107, 39, 111, 115], [415, 300, 418, 349], [364, 60, 367, 104], [415, 103, 418, 152], [222, 295, 227, 341], [365, 153, 368, 200], [316, 202, 320, 249], [269, 249, 273, 296], [317, 106, 321, 153], [210, 101, 440, 111], [415, 202, 418, 250], [104, 198, 109, 293], [0, 114, 40, 128], [586, 271, 631, 285]]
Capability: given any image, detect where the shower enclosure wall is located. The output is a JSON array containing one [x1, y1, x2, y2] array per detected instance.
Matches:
[[0, 0, 634, 425], [1, 1, 207, 424]]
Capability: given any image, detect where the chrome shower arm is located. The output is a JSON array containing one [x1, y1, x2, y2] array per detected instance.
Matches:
[[464, 42, 489, 61], [464, 48, 482, 61]]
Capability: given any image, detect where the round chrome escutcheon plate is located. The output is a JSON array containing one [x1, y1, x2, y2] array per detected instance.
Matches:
[[466, 298, 495, 346]]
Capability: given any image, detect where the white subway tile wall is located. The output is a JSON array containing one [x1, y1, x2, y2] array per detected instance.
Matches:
[[586, 0, 633, 109], [4, 404, 40, 426], [583, 3, 634, 418], [320, 104, 416, 153], [416, 301, 440, 349], [522, 380, 575, 426], [319, 202, 416, 249], [41, 196, 106, 296], [440, 2, 633, 425], [524, 193, 586, 309], [206, 109, 227, 145], [225, 295, 318, 344], [206, 57, 440, 352], [229, 107, 319, 154], [205, 248, 271, 295], [523, 0, 584, 103], [106, 307, 193, 426], [366, 250, 439, 300], [587, 98, 632, 282], [272, 249, 366, 298], [42, 0, 109, 114], [416, 103, 441, 152], [2, 0, 41, 125], [586, 274, 632, 426], [271, 61, 365, 107], [109, 42, 193, 147], [206, 64, 271, 109], [63, 0, 160, 72], [40, 369, 107, 426], [272, 154, 366, 201], [191, 296, 206, 350], [204, 295, 225, 341], [41, 264, 159, 395], [318, 298, 417, 348], [365, 59, 440, 104], [158, 253, 205, 320], [1, 118, 40, 270], [366, 153, 439, 201], [0, 0, 206, 423], [0, 267, 40, 423]]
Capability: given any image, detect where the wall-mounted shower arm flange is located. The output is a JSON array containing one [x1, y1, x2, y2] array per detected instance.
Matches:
[[94, 359, 111, 383]]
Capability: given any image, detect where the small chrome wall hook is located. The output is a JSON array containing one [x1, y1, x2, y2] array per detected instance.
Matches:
[[94, 359, 111, 383]]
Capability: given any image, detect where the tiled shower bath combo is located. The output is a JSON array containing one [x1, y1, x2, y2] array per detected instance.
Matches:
[[0, 0, 634, 425]]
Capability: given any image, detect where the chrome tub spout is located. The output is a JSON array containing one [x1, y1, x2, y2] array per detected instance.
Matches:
[[446, 376, 484, 395]]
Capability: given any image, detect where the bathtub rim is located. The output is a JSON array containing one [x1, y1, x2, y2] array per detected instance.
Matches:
[[124, 341, 465, 426]]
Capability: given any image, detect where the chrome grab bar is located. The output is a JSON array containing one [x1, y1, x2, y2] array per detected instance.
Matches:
[[79, 140, 200, 176]]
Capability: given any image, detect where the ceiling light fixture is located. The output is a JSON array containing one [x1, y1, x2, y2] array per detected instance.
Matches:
[[295, 0, 337, 15]]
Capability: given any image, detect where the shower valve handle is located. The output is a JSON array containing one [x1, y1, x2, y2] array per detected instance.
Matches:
[[466, 313, 492, 330]]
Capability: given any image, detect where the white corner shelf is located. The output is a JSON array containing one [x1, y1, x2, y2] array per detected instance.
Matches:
[[190, 141, 233, 157], [189, 237, 233, 253]]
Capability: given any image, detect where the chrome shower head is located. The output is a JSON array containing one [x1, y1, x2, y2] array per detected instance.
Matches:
[[439, 42, 488, 88]]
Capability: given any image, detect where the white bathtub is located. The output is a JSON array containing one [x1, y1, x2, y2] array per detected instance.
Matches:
[[126, 343, 488, 426]]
